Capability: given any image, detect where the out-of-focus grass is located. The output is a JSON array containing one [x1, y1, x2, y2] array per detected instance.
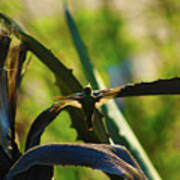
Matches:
[[123, 95, 180, 179], [1, 0, 180, 179]]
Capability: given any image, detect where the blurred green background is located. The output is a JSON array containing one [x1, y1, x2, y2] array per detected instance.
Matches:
[[1, 0, 180, 179]]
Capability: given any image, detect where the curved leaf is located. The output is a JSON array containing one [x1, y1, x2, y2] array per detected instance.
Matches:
[[5, 143, 147, 180], [25, 106, 61, 150]]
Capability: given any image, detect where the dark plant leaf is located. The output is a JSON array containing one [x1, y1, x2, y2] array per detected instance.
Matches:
[[0, 76, 12, 177], [0, 35, 11, 158], [0, 63, 12, 159], [25, 106, 61, 150], [91, 77, 180, 107], [7, 43, 28, 144], [117, 77, 180, 96], [5, 143, 147, 180]]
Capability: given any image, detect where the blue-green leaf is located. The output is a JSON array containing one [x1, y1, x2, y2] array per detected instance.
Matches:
[[0, 70, 11, 158], [0, 34, 12, 158], [5, 143, 147, 180]]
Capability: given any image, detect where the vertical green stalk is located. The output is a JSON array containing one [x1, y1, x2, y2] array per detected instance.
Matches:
[[64, 3, 162, 180]]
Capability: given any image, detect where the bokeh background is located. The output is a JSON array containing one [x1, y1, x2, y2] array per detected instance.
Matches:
[[1, 0, 180, 179]]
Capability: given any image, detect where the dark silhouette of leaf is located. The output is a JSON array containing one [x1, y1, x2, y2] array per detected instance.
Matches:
[[0, 70, 12, 157], [117, 77, 180, 96], [98, 77, 180, 101], [7, 43, 28, 147], [5, 144, 147, 180], [0, 36, 12, 158], [86, 78, 180, 107], [25, 106, 61, 150]]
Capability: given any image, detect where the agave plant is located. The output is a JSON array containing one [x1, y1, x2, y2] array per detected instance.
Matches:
[[0, 30, 148, 180], [0, 7, 180, 180]]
